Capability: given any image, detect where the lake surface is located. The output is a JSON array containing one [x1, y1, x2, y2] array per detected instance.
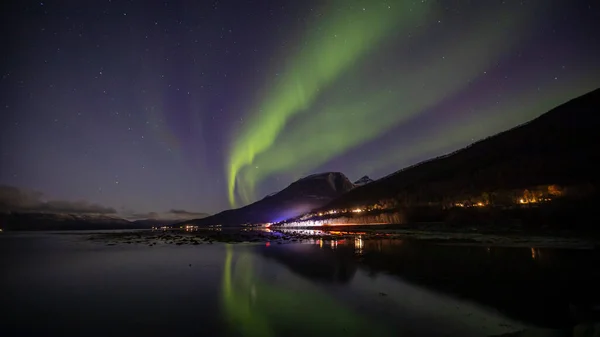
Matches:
[[1, 231, 599, 337]]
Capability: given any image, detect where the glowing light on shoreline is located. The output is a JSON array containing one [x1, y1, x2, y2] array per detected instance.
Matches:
[[355, 236, 364, 254]]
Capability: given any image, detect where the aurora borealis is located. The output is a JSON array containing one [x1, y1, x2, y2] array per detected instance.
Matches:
[[227, 1, 432, 205], [1, 0, 600, 215], [227, 0, 600, 206]]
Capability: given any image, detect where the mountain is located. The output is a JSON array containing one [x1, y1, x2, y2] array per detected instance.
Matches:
[[185, 172, 355, 226], [0, 212, 148, 231], [353, 176, 374, 186], [132, 219, 183, 228], [322, 88, 600, 211]]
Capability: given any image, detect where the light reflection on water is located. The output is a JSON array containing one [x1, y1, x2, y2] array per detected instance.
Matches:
[[221, 244, 392, 337], [1, 232, 599, 337]]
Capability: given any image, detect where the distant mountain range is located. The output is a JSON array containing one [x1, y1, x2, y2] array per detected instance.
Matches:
[[130, 218, 192, 228], [0, 212, 196, 231], [0, 212, 139, 231], [183, 172, 355, 226]]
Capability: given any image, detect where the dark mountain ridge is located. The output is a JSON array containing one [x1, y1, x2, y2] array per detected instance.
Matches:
[[0, 212, 148, 231], [131, 219, 185, 228], [321, 88, 600, 211], [184, 172, 355, 226]]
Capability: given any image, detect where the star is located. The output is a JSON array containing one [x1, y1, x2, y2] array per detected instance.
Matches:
[[1, 0, 598, 217]]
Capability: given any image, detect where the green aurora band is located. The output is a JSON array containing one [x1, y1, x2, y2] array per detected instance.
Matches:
[[240, 4, 535, 186], [228, 1, 548, 205], [354, 76, 600, 176], [227, 1, 433, 206]]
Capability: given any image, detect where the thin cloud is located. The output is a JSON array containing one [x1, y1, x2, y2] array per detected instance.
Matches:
[[0, 185, 116, 214], [167, 209, 209, 218], [120, 209, 209, 221]]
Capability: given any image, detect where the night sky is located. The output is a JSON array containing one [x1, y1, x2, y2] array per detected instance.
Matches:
[[1, 0, 599, 218]]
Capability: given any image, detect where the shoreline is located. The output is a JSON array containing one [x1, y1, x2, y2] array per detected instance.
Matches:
[[72, 224, 600, 250]]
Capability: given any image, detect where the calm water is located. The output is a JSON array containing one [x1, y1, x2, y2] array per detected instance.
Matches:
[[1, 231, 599, 337]]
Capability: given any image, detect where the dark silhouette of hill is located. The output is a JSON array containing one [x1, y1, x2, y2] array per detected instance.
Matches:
[[185, 172, 355, 226], [323, 88, 600, 210], [0, 212, 150, 231], [131, 219, 184, 228]]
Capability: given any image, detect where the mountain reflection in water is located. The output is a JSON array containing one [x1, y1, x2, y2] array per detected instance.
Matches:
[[357, 239, 600, 329], [259, 242, 357, 283], [221, 241, 534, 337], [254, 234, 600, 330], [221, 244, 389, 337], [2, 232, 598, 337]]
